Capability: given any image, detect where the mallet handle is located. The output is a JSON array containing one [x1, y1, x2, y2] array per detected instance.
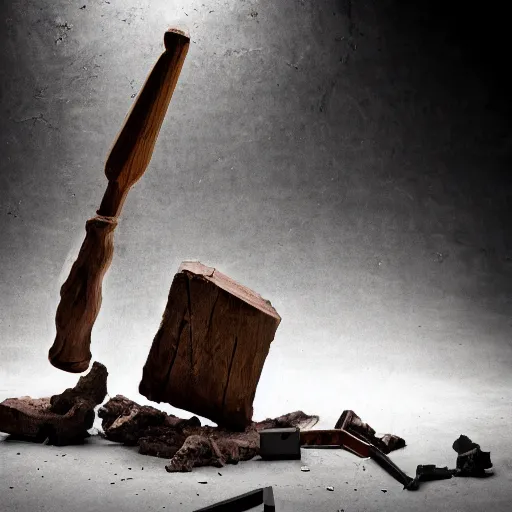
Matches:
[[49, 29, 190, 373], [98, 29, 190, 217]]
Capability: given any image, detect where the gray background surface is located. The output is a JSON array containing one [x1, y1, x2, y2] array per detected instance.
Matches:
[[1, 1, 511, 510]]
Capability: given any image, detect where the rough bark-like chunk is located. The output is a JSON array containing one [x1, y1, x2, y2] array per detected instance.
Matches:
[[0, 362, 108, 445]]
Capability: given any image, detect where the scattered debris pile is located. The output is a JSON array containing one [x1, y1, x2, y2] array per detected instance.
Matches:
[[0, 362, 107, 445], [98, 395, 319, 472], [0, 365, 494, 491]]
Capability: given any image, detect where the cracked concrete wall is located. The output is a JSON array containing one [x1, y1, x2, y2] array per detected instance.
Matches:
[[1, 0, 511, 430]]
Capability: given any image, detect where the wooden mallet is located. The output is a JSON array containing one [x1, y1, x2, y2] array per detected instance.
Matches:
[[48, 28, 190, 373]]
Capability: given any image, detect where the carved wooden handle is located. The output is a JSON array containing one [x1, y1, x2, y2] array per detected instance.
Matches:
[[49, 216, 117, 373], [49, 29, 190, 373], [98, 28, 190, 217]]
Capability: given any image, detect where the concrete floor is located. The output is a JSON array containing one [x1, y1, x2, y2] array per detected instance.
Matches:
[[1, 0, 511, 510], [1, 422, 511, 512]]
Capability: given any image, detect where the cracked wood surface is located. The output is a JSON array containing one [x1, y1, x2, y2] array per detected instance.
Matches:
[[139, 261, 281, 431]]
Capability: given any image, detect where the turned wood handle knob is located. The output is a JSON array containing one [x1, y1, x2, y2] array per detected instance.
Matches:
[[49, 29, 190, 373]]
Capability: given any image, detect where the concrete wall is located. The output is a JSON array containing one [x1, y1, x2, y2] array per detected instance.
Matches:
[[1, 0, 511, 432]]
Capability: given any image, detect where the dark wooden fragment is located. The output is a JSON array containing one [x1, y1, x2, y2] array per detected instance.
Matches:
[[98, 394, 200, 446], [254, 411, 319, 431], [139, 261, 282, 431], [0, 362, 108, 445], [335, 409, 406, 454]]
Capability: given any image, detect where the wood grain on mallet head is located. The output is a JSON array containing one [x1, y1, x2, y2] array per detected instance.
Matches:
[[139, 261, 281, 430]]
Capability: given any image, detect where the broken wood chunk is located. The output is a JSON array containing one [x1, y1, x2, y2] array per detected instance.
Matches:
[[98, 394, 200, 446], [165, 435, 231, 472], [138, 428, 188, 459], [379, 433, 407, 453], [139, 261, 281, 431], [0, 362, 107, 445], [254, 411, 319, 431], [164, 425, 272, 472], [98, 394, 168, 445], [334, 410, 406, 454]]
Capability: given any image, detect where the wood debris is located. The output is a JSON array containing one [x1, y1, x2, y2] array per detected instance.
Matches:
[[99, 395, 318, 472], [0, 362, 107, 445]]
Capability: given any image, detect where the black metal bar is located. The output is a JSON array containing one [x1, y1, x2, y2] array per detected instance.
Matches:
[[193, 486, 275, 512]]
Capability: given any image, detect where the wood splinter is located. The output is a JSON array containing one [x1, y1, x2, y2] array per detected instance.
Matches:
[[139, 261, 282, 431]]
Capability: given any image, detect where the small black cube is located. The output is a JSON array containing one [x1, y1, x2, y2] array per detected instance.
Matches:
[[259, 427, 301, 461]]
